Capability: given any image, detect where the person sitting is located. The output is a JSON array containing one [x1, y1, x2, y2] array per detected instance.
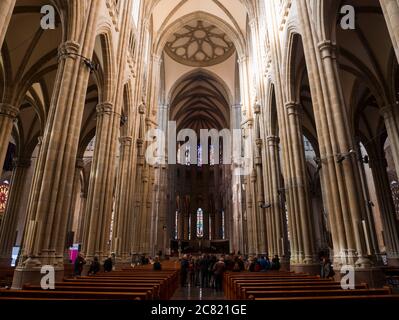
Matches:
[[153, 256, 162, 271], [104, 256, 113, 272], [88, 256, 100, 275]]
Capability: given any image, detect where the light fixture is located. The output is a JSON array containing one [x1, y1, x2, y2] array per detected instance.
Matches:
[[336, 149, 356, 163], [59, 52, 99, 73], [260, 202, 271, 209]]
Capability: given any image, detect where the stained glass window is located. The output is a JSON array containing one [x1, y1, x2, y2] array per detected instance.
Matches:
[[197, 145, 202, 167], [175, 211, 178, 240], [132, 0, 141, 26], [196, 208, 204, 238], [185, 145, 191, 166], [209, 214, 212, 240], [188, 215, 191, 240], [210, 145, 215, 166], [0, 182, 9, 213], [221, 210, 225, 240]]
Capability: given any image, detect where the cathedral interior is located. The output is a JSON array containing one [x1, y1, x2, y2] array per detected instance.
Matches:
[[0, 0, 399, 303]]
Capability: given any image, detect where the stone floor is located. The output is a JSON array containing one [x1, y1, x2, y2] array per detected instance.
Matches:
[[171, 285, 225, 300]]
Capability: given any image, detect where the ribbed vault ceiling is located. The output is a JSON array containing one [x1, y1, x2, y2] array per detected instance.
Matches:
[[169, 71, 230, 134]]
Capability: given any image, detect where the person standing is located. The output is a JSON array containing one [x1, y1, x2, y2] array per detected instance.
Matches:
[[180, 255, 189, 287], [104, 255, 113, 272], [213, 258, 226, 291], [74, 253, 86, 277]]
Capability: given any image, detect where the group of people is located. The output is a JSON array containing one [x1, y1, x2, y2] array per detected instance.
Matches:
[[73, 253, 115, 277], [131, 254, 159, 267], [179, 254, 282, 291]]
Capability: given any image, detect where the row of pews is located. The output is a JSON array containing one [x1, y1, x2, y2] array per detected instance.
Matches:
[[0, 263, 179, 301], [224, 271, 399, 301], [0, 267, 14, 288]]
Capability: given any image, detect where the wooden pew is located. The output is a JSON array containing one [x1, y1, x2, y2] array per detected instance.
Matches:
[[0, 289, 150, 300], [254, 295, 399, 302], [236, 284, 368, 300], [245, 288, 392, 300]]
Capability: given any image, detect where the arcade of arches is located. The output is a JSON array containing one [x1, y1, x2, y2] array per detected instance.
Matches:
[[0, 0, 398, 288]]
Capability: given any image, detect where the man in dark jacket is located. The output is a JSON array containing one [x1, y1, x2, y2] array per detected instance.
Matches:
[[74, 253, 86, 277], [200, 255, 209, 288], [104, 256, 113, 272], [180, 255, 189, 287]]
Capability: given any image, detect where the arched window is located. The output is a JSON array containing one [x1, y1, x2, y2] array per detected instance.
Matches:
[[197, 144, 202, 167], [196, 208, 204, 238], [185, 145, 191, 165], [221, 210, 225, 240], [188, 215, 192, 240], [209, 214, 212, 240], [0, 182, 9, 214], [132, 0, 141, 26], [174, 211, 179, 240], [209, 144, 215, 166]]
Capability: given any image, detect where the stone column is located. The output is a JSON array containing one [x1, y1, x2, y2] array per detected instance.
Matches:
[[12, 1, 101, 289], [0, 158, 31, 266], [297, 1, 374, 271], [75, 191, 87, 245], [267, 136, 288, 260], [82, 102, 118, 262], [381, 105, 399, 177], [132, 137, 144, 253], [0, 0, 15, 49], [0, 104, 18, 169], [254, 140, 267, 254], [285, 102, 317, 270], [380, 0, 399, 61], [112, 136, 133, 264], [369, 155, 399, 266], [319, 40, 374, 267], [63, 158, 84, 262]]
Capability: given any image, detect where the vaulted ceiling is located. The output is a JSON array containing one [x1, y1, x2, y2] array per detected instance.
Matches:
[[169, 71, 230, 134]]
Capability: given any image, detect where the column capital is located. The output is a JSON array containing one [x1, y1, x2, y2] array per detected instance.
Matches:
[[250, 171, 257, 182], [267, 135, 280, 145], [254, 102, 261, 114], [119, 136, 133, 146], [255, 138, 263, 148], [96, 102, 113, 115], [0, 103, 19, 119], [139, 103, 146, 114], [237, 55, 248, 65], [58, 41, 81, 60], [248, 18, 257, 30], [152, 54, 162, 65], [318, 40, 337, 60], [285, 101, 301, 116], [75, 158, 85, 169], [137, 138, 144, 147]]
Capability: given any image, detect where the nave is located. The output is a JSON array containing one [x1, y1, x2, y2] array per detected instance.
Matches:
[[1, 0, 399, 307]]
